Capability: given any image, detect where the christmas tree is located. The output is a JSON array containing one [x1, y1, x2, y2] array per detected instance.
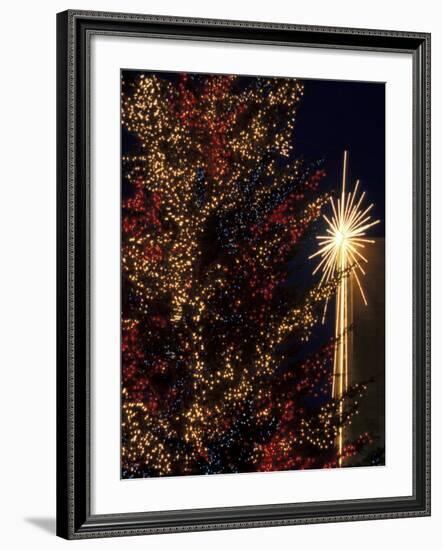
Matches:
[[120, 71, 372, 478]]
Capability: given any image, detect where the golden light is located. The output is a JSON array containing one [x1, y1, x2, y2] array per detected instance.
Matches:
[[310, 150, 380, 466]]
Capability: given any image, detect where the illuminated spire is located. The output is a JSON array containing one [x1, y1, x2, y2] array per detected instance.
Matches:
[[310, 150, 380, 465]]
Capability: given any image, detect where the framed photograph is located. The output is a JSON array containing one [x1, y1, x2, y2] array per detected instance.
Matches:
[[56, 10, 430, 539]]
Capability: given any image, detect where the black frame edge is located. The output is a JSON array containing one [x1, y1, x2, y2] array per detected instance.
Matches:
[[413, 34, 431, 518], [56, 10, 70, 540]]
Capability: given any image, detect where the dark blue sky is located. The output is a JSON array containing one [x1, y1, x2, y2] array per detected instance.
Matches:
[[291, 78, 385, 355], [295, 78, 385, 238]]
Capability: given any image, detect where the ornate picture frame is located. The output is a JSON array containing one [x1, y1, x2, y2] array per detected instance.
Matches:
[[57, 10, 430, 539]]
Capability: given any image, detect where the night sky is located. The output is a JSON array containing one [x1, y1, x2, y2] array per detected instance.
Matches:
[[295, 78, 385, 237], [286, 77, 385, 329]]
